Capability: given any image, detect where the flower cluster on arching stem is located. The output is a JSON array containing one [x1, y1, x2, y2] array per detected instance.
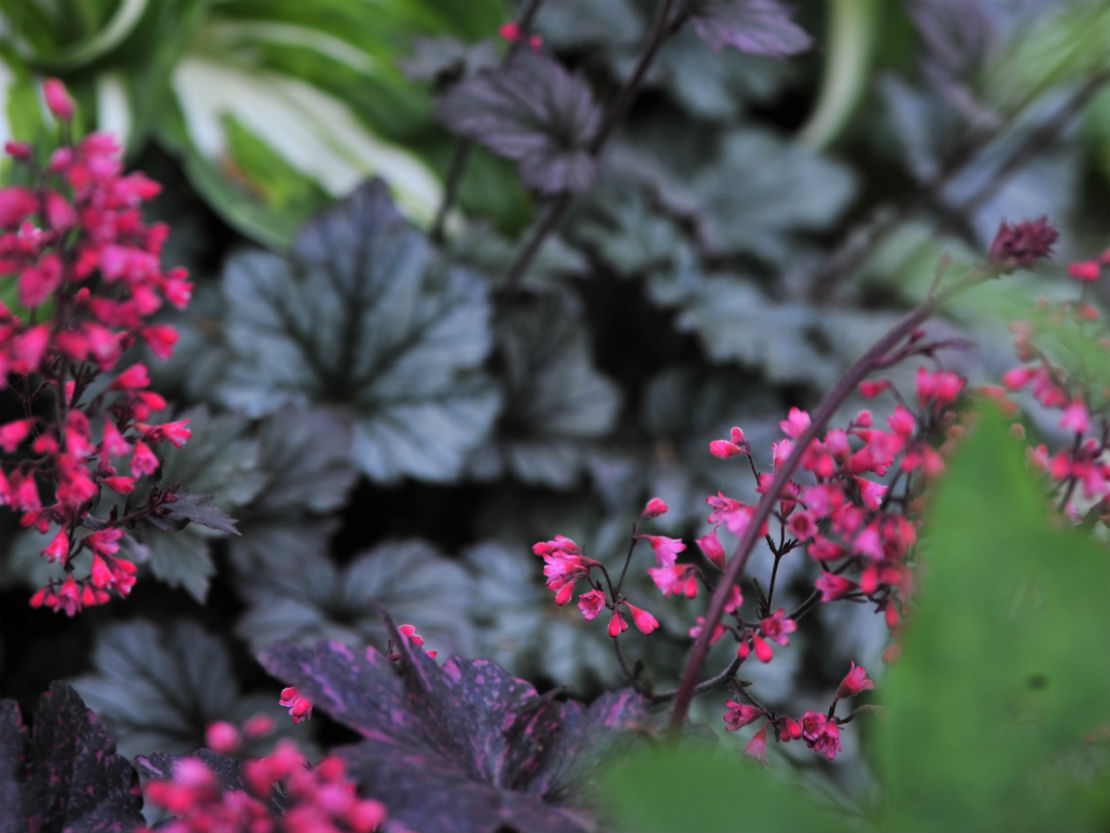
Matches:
[[0, 79, 193, 614], [531, 217, 1109, 763]]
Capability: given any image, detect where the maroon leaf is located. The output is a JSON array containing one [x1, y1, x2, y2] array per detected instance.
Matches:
[[438, 51, 601, 195], [0, 682, 143, 832], [258, 625, 652, 833], [689, 0, 812, 57]]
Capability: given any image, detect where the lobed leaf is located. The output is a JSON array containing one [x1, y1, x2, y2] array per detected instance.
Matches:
[[236, 539, 478, 658], [0, 683, 143, 832], [688, 0, 812, 58], [468, 290, 621, 487], [438, 51, 602, 194], [71, 620, 287, 759], [218, 178, 500, 483], [259, 632, 653, 833]]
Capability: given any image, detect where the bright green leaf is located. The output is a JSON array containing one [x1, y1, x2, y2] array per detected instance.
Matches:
[[876, 405, 1110, 832]]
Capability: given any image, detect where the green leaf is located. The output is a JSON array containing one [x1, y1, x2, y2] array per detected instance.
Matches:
[[218, 179, 500, 483], [227, 406, 357, 569], [70, 619, 288, 759], [691, 129, 856, 261], [876, 406, 1110, 832], [675, 276, 840, 385], [600, 740, 851, 832], [236, 540, 479, 658], [468, 289, 621, 488], [133, 407, 264, 602]]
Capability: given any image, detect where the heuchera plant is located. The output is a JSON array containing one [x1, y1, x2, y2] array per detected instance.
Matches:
[[0, 80, 198, 614], [0, 2, 1107, 830]]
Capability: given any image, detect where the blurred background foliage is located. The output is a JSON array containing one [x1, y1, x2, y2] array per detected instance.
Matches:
[[0, 0, 1106, 811]]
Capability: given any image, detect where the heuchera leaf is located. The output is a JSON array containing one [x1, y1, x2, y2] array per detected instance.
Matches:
[[219, 178, 500, 483], [132, 407, 263, 602], [468, 290, 621, 488], [688, 0, 812, 57], [71, 620, 286, 759], [236, 539, 478, 658], [228, 406, 357, 570], [690, 129, 856, 260], [438, 51, 602, 194], [258, 630, 652, 833], [0, 682, 143, 832]]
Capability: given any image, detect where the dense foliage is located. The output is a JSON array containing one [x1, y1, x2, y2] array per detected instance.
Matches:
[[0, 0, 1107, 831]]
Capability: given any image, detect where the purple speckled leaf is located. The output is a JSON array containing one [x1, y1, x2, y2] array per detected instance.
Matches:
[[689, 0, 812, 57], [438, 51, 601, 194], [0, 682, 143, 833], [259, 621, 652, 833]]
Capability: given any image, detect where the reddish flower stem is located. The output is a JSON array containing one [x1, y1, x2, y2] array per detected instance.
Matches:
[[668, 270, 987, 731]]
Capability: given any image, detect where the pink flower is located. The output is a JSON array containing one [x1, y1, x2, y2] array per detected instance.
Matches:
[[42, 530, 69, 564], [641, 534, 685, 567], [398, 623, 437, 658], [696, 531, 726, 569], [799, 710, 827, 741], [709, 439, 743, 458], [607, 610, 629, 638], [738, 632, 774, 663], [1067, 260, 1101, 281], [1059, 400, 1090, 434], [812, 720, 841, 760], [836, 661, 875, 699], [1001, 366, 1035, 390], [853, 477, 887, 510], [688, 616, 725, 643], [815, 572, 855, 602], [577, 588, 605, 620], [760, 609, 797, 645], [130, 440, 159, 476], [779, 407, 811, 438], [743, 724, 769, 763], [43, 78, 74, 121], [858, 380, 890, 398], [205, 721, 241, 754], [648, 563, 698, 598], [109, 362, 151, 390], [0, 418, 34, 452], [641, 497, 668, 518], [723, 583, 743, 613], [279, 686, 313, 723], [624, 602, 659, 634], [535, 535, 595, 605], [723, 701, 766, 731]]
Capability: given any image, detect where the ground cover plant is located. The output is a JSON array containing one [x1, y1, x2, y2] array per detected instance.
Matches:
[[0, 1, 1107, 831]]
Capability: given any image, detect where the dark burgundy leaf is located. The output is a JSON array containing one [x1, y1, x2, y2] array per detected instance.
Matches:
[[0, 682, 143, 833], [438, 51, 601, 194], [689, 0, 812, 57], [258, 624, 652, 833]]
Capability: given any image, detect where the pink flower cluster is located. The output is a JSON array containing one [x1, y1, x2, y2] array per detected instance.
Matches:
[[533, 507, 664, 639], [141, 724, 388, 833], [0, 80, 192, 614], [279, 686, 314, 724], [998, 249, 1110, 525], [724, 661, 874, 762], [705, 366, 967, 646]]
